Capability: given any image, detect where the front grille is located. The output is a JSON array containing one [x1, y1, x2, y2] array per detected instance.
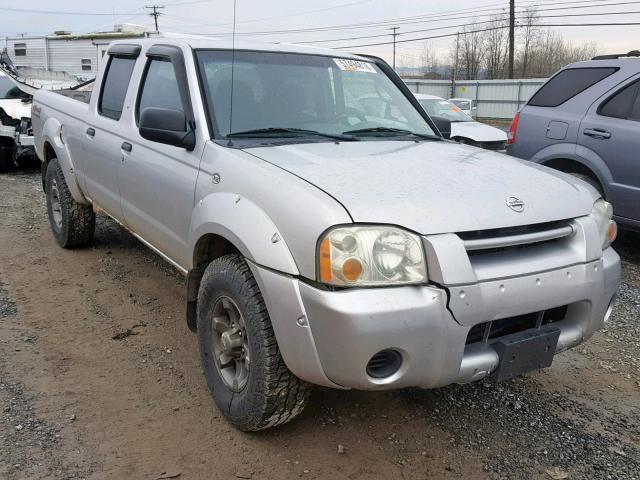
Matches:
[[465, 305, 568, 345], [459, 220, 574, 255]]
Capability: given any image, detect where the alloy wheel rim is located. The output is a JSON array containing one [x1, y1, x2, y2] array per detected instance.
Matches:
[[50, 179, 63, 229], [210, 296, 250, 392]]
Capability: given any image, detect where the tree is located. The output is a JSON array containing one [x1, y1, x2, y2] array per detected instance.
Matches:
[[483, 13, 509, 79], [516, 6, 542, 78], [459, 21, 485, 79], [419, 41, 439, 76]]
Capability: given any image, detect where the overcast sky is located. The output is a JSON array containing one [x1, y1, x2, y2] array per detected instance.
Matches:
[[1, 0, 638, 66]]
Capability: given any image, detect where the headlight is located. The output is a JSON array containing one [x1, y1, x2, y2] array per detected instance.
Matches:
[[591, 199, 617, 250], [318, 226, 427, 286]]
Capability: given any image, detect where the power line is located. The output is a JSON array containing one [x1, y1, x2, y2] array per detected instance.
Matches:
[[335, 21, 640, 49], [301, 7, 640, 46], [175, 0, 640, 38], [390, 26, 399, 70], [146, 5, 165, 32]]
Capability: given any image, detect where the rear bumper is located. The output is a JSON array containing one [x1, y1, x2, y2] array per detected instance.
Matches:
[[249, 247, 620, 390]]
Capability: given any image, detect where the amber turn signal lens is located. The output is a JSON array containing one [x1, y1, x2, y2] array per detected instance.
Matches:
[[607, 221, 618, 244], [342, 258, 363, 282], [319, 237, 332, 283]]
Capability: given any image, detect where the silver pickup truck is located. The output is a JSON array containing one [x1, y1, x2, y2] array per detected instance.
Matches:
[[32, 37, 620, 431]]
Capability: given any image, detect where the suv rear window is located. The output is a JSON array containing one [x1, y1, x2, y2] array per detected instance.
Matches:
[[599, 80, 640, 119], [528, 67, 618, 107]]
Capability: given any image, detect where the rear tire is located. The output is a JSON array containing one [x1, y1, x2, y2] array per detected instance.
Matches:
[[197, 254, 311, 431], [45, 158, 95, 248]]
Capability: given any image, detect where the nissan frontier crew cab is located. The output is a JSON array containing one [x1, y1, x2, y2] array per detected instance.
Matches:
[[32, 37, 621, 432]]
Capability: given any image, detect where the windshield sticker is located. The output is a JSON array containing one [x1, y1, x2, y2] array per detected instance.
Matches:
[[333, 58, 376, 73]]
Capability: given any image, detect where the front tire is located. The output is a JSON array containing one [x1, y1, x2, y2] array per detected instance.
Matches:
[[197, 254, 311, 431], [45, 158, 95, 248]]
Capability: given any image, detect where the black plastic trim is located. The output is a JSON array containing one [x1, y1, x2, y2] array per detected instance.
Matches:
[[107, 43, 141, 58], [134, 44, 196, 149]]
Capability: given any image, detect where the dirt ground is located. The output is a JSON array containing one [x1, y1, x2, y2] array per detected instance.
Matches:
[[1, 170, 639, 480]]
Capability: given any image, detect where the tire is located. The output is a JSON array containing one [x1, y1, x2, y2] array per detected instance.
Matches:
[[0, 142, 14, 173], [197, 254, 311, 431], [45, 158, 95, 248], [15, 152, 40, 170], [569, 172, 604, 196]]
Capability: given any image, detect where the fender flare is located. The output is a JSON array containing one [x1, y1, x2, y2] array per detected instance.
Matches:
[[532, 143, 613, 197], [188, 192, 299, 275], [41, 117, 89, 205]]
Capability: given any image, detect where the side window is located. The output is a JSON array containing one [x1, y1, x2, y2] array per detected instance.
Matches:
[[599, 81, 639, 119], [528, 68, 618, 107], [99, 56, 136, 120], [137, 58, 184, 119]]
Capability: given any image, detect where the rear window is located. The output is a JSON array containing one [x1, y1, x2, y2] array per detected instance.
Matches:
[[528, 67, 618, 107], [99, 56, 136, 120]]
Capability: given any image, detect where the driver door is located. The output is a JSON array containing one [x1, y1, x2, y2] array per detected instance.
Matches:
[[118, 46, 204, 268]]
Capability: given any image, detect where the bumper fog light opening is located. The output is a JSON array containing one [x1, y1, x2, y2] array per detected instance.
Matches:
[[366, 349, 402, 379]]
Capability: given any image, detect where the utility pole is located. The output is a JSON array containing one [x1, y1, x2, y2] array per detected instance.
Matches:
[[508, 0, 515, 78], [146, 5, 164, 32], [451, 32, 460, 98], [390, 26, 399, 70]]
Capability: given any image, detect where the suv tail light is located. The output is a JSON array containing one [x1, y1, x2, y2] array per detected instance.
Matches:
[[507, 111, 520, 145]]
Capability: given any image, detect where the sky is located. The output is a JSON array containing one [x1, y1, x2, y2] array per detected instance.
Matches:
[[1, 0, 639, 67]]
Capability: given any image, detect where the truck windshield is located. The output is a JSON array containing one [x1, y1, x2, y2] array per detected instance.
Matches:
[[195, 50, 436, 141]]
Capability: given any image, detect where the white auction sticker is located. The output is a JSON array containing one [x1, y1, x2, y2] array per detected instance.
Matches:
[[333, 58, 376, 73]]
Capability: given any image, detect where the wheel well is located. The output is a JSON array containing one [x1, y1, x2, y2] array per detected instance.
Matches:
[[193, 233, 240, 269], [186, 234, 241, 332], [41, 142, 56, 190], [542, 158, 603, 191]]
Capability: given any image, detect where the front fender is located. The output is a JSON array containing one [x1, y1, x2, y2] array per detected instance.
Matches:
[[188, 192, 299, 275], [41, 118, 88, 205]]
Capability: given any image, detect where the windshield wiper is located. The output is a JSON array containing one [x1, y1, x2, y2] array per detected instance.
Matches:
[[227, 127, 358, 141], [342, 127, 440, 140]]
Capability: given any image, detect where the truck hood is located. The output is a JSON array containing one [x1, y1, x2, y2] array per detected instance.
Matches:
[[450, 121, 507, 143], [247, 140, 597, 234], [0, 99, 31, 120]]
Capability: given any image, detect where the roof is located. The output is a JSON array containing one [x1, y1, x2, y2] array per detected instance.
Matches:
[[108, 34, 366, 59]]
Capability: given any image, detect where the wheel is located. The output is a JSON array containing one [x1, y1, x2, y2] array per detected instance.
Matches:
[[568, 172, 604, 196], [45, 158, 95, 248], [197, 254, 311, 431], [0, 141, 15, 173], [15, 151, 40, 170]]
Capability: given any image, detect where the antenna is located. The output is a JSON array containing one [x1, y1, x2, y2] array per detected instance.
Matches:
[[227, 0, 237, 146]]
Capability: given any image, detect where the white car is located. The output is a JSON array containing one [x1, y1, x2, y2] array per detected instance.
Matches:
[[414, 94, 507, 152], [449, 97, 478, 117], [0, 72, 35, 171]]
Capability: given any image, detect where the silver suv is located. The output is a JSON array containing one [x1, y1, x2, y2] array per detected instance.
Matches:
[[507, 51, 640, 231]]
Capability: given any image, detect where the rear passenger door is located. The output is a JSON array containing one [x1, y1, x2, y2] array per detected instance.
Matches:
[[118, 45, 204, 269], [579, 75, 640, 220], [83, 45, 140, 222]]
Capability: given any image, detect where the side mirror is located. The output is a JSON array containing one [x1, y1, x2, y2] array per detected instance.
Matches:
[[139, 107, 195, 150], [431, 116, 452, 139]]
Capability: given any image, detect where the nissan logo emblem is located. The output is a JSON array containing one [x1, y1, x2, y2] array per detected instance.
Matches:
[[506, 196, 525, 212]]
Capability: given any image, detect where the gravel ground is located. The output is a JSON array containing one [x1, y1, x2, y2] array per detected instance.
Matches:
[[0, 170, 638, 480]]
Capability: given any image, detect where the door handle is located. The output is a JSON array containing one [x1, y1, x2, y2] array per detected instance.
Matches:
[[86, 127, 95, 137], [121, 142, 132, 152], [583, 128, 611, 139]]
